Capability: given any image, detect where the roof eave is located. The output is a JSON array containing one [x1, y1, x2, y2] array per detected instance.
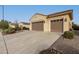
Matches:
[[47, 10, 73, 20]]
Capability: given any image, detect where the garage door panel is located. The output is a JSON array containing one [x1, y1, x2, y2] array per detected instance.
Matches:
[[32, 21, 44, 31], [51, 20, 63, 32]]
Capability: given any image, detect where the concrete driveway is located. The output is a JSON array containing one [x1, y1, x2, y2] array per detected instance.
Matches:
[[0, 31, 62, 54]]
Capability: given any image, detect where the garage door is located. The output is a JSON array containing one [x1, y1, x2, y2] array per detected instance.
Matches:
[[51, 19, 63, 32], [32, 21, 44, 31]]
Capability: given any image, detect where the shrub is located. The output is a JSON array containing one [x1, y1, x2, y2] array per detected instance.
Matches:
[[2, 27, 16, 35], [0, 20, 9, 30], [63, 31, 74, 39]]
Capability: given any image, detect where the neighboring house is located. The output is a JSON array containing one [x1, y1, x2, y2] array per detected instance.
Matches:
[[30, 10, 73, 32], [19, 22, 30, 30], [9, 23, 16, 28]]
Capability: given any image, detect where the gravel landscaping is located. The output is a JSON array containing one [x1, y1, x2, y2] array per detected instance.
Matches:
[[40, 35, 79, 54]]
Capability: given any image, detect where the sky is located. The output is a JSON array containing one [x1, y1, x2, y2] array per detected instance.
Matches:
[[0, 5, 79, 25]]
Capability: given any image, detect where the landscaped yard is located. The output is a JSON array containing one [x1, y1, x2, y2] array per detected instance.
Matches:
[[40, 34, 79, 54]]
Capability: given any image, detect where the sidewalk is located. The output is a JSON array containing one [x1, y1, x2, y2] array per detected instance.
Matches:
[[0, 32, 7, 53]]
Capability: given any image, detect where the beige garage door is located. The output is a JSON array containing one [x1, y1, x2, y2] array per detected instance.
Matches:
[[51, 19, 63, 32], [32, 21, 44, 31]]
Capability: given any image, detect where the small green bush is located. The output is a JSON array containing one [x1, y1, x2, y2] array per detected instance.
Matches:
[[63, 31, 74, 39], [0, 20, 9, 30]]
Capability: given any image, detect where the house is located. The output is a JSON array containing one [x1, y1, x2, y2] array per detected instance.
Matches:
[[19, 22, 30, 30], [30, 10, 73, 32]]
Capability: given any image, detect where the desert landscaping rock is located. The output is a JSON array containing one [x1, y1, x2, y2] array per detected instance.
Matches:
[[49, 35, 79, 54]]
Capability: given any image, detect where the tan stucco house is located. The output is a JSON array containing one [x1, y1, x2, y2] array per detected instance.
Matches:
[[19, 22, 30, 30], [30, 10, 73, 32]]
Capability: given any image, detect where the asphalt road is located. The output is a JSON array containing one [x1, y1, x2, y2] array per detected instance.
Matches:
[[0, 31, 62, 54]]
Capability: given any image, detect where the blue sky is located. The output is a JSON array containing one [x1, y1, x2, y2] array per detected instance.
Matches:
[[0, 5, 79, 24]]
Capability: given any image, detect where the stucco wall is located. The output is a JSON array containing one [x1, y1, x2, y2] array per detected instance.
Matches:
[[30, 14, 47, 31], [63, 15, 69, 32], [30, 14, 72, 32], [30, 14, 46, 22], [19, 23, 30, 28], [63, 15, 72, 32], [44, 19, 50, 32]]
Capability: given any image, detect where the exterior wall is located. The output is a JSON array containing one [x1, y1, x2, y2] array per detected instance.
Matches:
[[30, 14, 72, 32], [19, 23, 30, 29], [44, 19, 50, 32], [30, 14, 46, 22], [30, 14, 47, 31], [69, 16, 73, 30], [30, 22, 32, 31], [63, 15, 69, 32], [63, 15, 72, 32]]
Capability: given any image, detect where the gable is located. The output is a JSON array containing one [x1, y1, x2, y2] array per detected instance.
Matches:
[[47, 10, 73, 20], [30, 13, 47, 22]]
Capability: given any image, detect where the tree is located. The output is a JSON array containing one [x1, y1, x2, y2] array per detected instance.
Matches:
[[72, 22, 79, 30], [0, 20, 9, 30]]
